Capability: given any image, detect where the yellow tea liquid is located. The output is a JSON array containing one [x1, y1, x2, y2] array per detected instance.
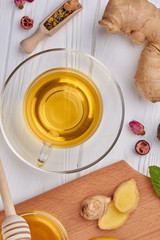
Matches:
[[23, 68, 103, 148]]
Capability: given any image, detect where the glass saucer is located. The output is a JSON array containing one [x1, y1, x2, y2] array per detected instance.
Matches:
[[0, 49, 124, 173]]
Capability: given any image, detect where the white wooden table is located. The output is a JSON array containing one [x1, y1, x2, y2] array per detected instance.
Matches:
[[0, 0, 160, 210]]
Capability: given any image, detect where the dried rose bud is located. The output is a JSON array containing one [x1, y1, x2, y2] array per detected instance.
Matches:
[[14, 0, 25, 9], [129, 120, 145, 135], [26, 0, 34, 2]]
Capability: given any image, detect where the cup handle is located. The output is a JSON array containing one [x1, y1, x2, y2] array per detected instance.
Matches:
[[37, 142, 52, 167]]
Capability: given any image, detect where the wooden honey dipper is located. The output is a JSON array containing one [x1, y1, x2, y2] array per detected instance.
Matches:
[[0, 158, 31, 240]]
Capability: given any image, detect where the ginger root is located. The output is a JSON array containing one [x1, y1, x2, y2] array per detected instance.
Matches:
[[113, 179, 139, 213], [80, 179, 139, 230], [80, 195, 111, 220], [99, 0, 160, 103], [98, 201, 129, 230]]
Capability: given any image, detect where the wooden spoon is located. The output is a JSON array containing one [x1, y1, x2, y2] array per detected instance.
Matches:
[[20, 0, 82, 54], [0, 158, 31, 240]]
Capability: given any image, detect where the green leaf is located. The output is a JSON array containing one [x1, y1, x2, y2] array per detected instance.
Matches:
[[149, 166, 160, 197]]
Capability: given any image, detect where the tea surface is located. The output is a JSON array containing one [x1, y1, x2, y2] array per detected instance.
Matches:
[[23, 68, 103, 148]]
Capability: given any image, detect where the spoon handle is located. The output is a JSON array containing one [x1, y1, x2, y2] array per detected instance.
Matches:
[[0, 158, 16, 216], [20, 28, 47, 54]]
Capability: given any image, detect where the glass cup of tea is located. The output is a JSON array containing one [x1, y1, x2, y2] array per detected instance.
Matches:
[[0, 49, 124, 173], [23, 67, 103, 167]]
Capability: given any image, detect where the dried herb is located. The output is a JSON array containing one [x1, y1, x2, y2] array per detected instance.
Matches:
[[14, 0, 25, 9], [21, 16, 34, 30], [129, 120, 145, 135], [135, 140, 150, 155], [44, 0, 80, 31]]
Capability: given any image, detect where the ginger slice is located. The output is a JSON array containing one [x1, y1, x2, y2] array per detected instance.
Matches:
[[113, 179, 139, 213], [98, 201, 129, 230]]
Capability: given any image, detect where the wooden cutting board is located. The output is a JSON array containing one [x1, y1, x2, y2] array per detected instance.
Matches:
[[0, 160, 160, 240]]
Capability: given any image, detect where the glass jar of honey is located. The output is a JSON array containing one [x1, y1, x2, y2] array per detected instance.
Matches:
[[1, 210, 69, 240]]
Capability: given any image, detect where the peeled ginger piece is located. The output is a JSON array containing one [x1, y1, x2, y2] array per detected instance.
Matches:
[[113, 179, 139, 213], [90, 238, 118, 240], [98, 201, 129, 230]]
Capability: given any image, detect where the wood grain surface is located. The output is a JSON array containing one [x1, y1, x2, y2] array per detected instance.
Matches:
[[0, 160, 160, 240]]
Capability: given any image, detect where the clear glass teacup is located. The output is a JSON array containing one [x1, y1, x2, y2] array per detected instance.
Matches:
[[0, 49, 124, 173]]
